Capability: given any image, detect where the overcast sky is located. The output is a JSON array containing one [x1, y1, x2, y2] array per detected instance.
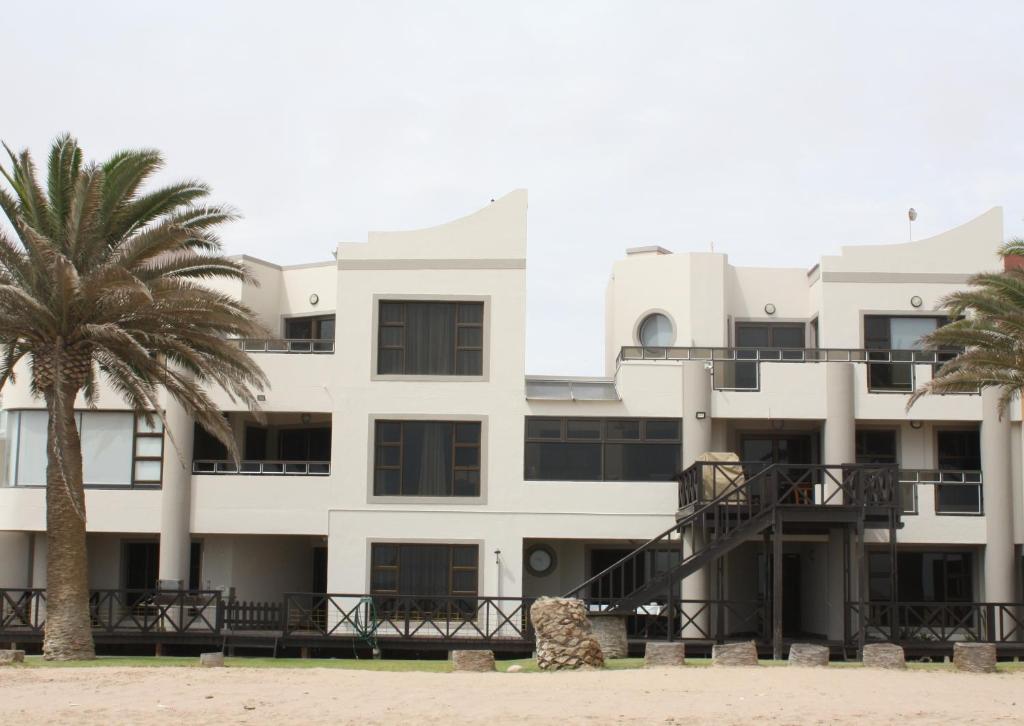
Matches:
[[6, 1, 1023, 374]]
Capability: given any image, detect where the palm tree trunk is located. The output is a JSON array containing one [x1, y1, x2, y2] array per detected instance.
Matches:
[[42, 382, 95, 660]]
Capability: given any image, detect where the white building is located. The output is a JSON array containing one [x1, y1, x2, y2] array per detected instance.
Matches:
[[0, 190, 1021, 655]]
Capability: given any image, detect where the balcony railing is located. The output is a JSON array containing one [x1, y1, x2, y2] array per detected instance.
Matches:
[[237, 338, 335, 354], [619, 346, 965, 394], [192, 460, 331, 476], [848, 601, 1023, 644], [898, 469, 983, 516]]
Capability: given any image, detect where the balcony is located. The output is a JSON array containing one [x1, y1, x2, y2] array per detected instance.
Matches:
[[192, 413, 331, 477]]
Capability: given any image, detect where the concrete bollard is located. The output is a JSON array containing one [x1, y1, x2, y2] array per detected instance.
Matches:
[[788, 643, 829, 667], [199, 651, 225, 667], [451, 649, 496, 672], [862, 643, 906, 670], [953, 643, 997, 673], [644, 642, 686, 667], [712, 640, 758, 666], [0, 649, 25, 665]]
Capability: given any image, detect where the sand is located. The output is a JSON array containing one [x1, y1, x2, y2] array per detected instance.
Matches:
[[2, 665, 1022, 725]]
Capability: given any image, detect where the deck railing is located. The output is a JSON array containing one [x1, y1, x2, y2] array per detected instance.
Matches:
[[282, 593, 535, 642], [237, 338, 334, 354], [848, 601, 1023, 644], [192, 460, 331, 476]]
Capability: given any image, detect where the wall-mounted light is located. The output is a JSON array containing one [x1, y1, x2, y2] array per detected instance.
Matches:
[[695, 411, 707, 419], [909, 420, 923, 429], [300, 413, 312, 424], [764, 303, 777, 315], [910, 295, 923, 308], [770, 419, 785, 431], [309, 293, 320, 306]]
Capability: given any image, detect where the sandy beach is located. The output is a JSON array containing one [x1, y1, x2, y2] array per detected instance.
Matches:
[[2, 664, 1022, 725]]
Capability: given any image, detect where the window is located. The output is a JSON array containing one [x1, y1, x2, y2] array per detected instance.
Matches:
[[524, 417, 681, 481], [719, 322, 806, 390], [7, 410, 144, 488], [370, 543, 478, 617], [864, 315, 946, 392], [279, 427, 331, 461], [132, 416, 164, 485], [638, 313, 674, 347], [936, 429, 982, 514], [374, 421, 481, 496], [192, 422, 228, 461], [377, 301, 483, 376], [870, 551, 974, 602], [285, 315, 335, 341]]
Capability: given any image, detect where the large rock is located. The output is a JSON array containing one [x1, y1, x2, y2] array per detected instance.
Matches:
[[199, 651, 225, 667], [452, 649, 495, 672], [0, 650, 25, 665], [644, 642, 686, 667], [788, 643, 829, 667], [712, 641, 758, 666], [953, 642, 997, 673], [862, 643, 906, 669], [530, 597, 605, 670], [589, 613, 628, 659]]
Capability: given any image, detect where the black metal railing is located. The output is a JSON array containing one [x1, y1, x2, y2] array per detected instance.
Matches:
[[282, 593, 534, 642], [237, 338, 334, 354], [192, 460, 331, 476], [848, 601, 1024, 644]]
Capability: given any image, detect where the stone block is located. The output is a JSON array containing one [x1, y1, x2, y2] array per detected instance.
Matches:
[[788, 643, 829, 667], [862, 643, 906, 669], [953, 642, 997, 673], [451, 649, 495, 672], [644, 642, 686, 667], [530, 597, 605, 670], [199, 651, 225, 667], [589, 613, 628, 659], [0, 649, 25, 665], [712, 640, 758, 666]]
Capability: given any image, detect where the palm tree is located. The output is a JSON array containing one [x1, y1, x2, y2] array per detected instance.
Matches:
[[910, 239, 1024, 415], [0, 134, 268, 660]]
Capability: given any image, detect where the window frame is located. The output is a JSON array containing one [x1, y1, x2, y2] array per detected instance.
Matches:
[[372, 419, 483, 498], [371, 295, 490, 381], [282, 314, 336, 341], [524, 416, 682, 482], [368, 542, 481, 618], [132, 414, 165, 487]]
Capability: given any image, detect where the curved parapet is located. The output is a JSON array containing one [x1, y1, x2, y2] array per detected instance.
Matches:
[[336, 189, 528, 264]]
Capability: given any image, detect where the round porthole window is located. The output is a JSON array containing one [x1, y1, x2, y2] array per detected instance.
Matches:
[[525, 544, 557, 577], [638, 313, 674, 347]]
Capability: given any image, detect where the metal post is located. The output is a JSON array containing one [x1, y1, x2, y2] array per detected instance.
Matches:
[[772, 512, 783, 661], [856, 516, 867, 657]]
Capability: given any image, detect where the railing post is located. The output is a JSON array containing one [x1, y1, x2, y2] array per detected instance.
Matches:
[[772, 511, 783, 661], [215, 591, 224, 632]]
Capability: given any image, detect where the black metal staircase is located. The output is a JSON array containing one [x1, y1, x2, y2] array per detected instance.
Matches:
[[565, 461, 900, 616]]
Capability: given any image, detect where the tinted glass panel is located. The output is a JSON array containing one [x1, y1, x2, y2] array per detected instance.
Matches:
[[525, 442, 602, 480], [526, 419, 561, 439], [645, 420, 681, 440], [606, 420, 640, 440], [604, 443, 680, 481]]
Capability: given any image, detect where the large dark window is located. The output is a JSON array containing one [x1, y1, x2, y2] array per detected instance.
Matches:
[[721, 322, 805, 390], [279, 427, 331, 461], [865, 315, 947, 391], [377, 301, 483, 376], [374, 421, 481, 496], [524, 417, 681, 481], [285, 315, 335, 340], [935, 430, 982, 514], [870, 551, 974, 602], [370, 543, 478, 596]]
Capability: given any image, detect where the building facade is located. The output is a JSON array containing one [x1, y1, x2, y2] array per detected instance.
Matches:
[[0, 190, 1021, 652]]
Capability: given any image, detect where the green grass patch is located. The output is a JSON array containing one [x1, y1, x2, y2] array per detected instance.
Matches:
[[18, 654, 1024, 673]]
